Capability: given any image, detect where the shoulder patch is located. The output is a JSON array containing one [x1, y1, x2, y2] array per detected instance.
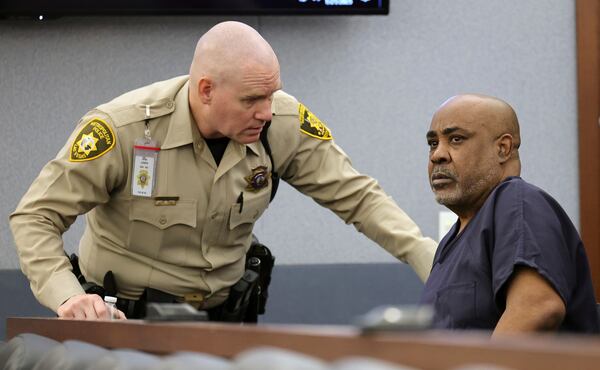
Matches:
[[298, 103, 332, 140], [69, 118, 116, 162]]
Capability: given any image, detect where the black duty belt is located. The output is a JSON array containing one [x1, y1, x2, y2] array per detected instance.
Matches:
[[115, 288, 225, 321], [68, 234, 274, 323]]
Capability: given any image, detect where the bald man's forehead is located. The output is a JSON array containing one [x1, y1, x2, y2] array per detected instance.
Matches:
[[442, 95, 514, 119], [240, 68, 281, 90], [429, 94, 520, 148], [431, 100, 466, 128], [432, 100, 485, 128], [439, 95, 493, 112]]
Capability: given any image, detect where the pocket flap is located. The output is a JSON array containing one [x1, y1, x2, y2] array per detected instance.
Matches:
[[130, 198, 197, 230]]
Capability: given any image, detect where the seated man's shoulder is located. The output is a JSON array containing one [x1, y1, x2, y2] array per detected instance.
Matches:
[[494, 177, 554, 204], [493, 177, 578, 237]]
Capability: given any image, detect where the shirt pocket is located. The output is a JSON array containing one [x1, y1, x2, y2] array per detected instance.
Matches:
[[226, 193, 269, 245], [127, 198, 198, 260], [229, 194, 270, 231], [434, 281, 477, 329]]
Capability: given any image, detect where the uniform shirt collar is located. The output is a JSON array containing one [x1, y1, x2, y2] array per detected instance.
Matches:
[[245, 141, 261, 156], [161, 80, 194, 150]]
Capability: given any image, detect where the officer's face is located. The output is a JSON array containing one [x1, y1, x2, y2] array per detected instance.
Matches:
[[426, 98, 503, 214], [210, 63, 281, 144]]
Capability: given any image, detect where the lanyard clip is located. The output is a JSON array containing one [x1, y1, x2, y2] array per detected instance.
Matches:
[[144, 105, 152, 141]]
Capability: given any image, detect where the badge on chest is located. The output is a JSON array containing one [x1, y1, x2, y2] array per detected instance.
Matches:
[[245, 166, 270, 192]]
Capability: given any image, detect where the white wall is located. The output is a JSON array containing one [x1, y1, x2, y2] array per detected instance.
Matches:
[[0, 0, 578, 267]]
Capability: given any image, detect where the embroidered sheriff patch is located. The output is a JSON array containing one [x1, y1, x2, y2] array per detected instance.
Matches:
[[69, 118, 116, 162], [298, 103, 332, 140], [245, 166, 270, 192]]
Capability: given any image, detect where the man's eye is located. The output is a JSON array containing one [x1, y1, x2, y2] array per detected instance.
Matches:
[[243, 96, 268, 106], [427, 140, 438, 149], [450, 136, 464, 143]]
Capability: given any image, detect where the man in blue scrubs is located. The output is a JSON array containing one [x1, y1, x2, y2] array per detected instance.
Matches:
[[420, 94, 599, 334]]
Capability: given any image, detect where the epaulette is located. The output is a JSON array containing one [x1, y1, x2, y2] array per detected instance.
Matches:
[[95, 75, 188, 127], [98, 97, 176, 128]]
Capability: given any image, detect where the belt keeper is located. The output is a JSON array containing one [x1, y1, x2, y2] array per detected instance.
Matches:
[[183, 293, 204, 308]]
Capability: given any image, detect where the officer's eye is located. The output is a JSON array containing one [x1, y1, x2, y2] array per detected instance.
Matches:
[[242, 96, 270, 108], [427, 140, 438, 150], [243, 95, 261, 103]]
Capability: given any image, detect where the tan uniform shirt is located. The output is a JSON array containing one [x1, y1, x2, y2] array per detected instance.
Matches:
[[10, 76, 436, 312]]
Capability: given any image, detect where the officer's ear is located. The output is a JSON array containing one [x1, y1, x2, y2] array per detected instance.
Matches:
[[198, 77, 214, 104], [496, 133, 514, 164]]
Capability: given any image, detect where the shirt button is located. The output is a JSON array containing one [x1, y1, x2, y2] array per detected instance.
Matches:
[[159, 216, 167, 225]]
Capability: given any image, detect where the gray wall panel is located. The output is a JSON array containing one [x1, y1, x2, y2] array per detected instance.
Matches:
[[1, 1, 578, 271]]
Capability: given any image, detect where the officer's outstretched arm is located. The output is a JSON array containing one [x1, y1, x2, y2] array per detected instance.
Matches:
[[268, 94, 436, 281], [10, 113, 126, 311]]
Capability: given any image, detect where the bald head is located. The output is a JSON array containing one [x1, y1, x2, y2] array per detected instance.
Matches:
[[427, 94, 522, 220], [435, 94, 521, 157], [189, 21, 279, 87], [187, 21, 282, 144]]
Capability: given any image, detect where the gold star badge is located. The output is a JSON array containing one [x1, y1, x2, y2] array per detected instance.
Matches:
[[76, 133, 99, 156], [136, 169, 150, 189]]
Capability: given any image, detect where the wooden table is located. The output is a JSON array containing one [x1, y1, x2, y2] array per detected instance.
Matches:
[[7, 317, 600, 370]]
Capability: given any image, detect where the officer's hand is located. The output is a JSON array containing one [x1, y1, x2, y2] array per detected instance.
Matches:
[[57, 294, 127, 320]]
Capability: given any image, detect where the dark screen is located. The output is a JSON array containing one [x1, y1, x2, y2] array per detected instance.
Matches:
[[0, 0, 389, 17]]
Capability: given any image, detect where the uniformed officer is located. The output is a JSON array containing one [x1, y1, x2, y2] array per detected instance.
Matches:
[[10, 21, 437, 320]]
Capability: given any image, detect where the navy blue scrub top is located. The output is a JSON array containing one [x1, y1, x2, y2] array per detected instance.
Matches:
[[421, 176, 599, 333]]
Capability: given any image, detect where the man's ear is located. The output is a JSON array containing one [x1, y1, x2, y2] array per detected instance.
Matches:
[[197, 77, 213, 104], [497, 133, 514, 163]]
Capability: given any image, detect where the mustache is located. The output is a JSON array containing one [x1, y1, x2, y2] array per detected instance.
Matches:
[[430, 167, 457, 181]]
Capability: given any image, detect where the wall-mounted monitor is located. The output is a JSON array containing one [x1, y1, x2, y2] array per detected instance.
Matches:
[[0, 0, 390, 18]]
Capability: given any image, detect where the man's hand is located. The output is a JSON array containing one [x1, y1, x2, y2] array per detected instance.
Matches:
[[57, 294, 127, 320], [493, 266, 565, 336]]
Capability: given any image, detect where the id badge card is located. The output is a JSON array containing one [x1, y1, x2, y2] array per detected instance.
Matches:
[[132, 138, 160, 197]]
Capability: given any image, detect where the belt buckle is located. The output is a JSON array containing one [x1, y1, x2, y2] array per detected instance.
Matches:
[[183, 293, 204, 309]]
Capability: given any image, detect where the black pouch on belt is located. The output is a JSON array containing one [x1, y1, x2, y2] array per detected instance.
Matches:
[[218, 269, 259, 323]]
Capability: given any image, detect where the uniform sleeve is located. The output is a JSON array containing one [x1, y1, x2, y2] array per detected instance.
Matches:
[[9, 112, 127, 311], [269, 97, 436, 281], [491, 181, 574, 308]]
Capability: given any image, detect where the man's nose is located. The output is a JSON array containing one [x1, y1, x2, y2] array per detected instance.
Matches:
[[255, 100, 273, 121], [430, 144, 450, 164]]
